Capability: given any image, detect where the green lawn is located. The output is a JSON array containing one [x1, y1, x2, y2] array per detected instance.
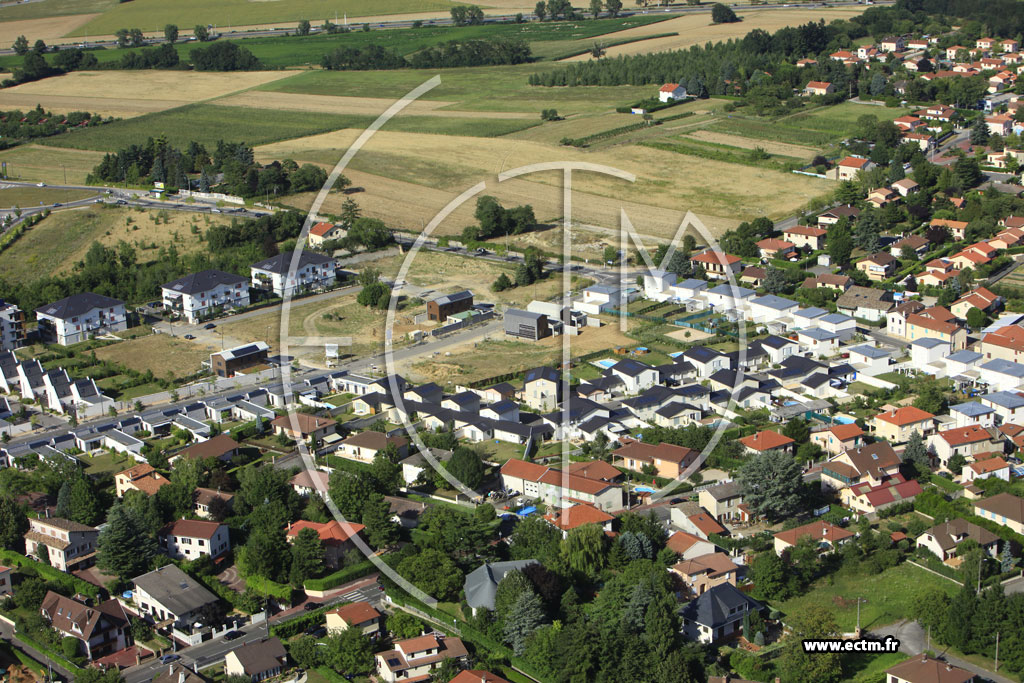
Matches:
[[0, 0, 117, 21], [845, 651, 910, 683], [773, 563, 960, 633], [259, 64, 658, 114], [81, 450, 134, 475], [478, 438, 526, 464], [930, 473, 963, 492], [40, 103, 537, 152]]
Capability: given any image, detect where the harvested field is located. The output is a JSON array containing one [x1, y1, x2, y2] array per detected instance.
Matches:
[[92, 333, 217, 378], [0, 92, 186, 119], [406, 322, 636, 384], [0, 0, 116, 22], [0, 14, 98, 44], [666, 327, 715, 343], [0, 206, 231, 282], [258, 128, 827, 236], [0, 144, 105, 185], [212, 91, 534, 120], [562, 8, 866, 60], [685, 129, 819, 158]]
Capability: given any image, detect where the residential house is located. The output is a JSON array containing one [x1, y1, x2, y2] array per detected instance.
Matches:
[[544, 503, 615, 537], [375, 636, 468, 683], [250, 251, 335, 297], [782, 225, 827, 250], [666, 531, 718, 560], [307, 221, 345, 247], [612, 438, 696, 479], [837, 286, 894, 322], [950, 401, 996, 428], [224, 637, 288, 682], [987, 113, 1014, 136], [132, 564, 219, 627], [337, 431, 409, 463], [930, 218, 969, 241], [892, 178, 920, 197], [928, 425, 1004, 469], [504, 309, 550, 341], [811, 423, 865, 455], [174, 434, 240, 464], [678, 583, 762, 645], [270, 413, 334, 443], [796, 327, 839, 358], [607, 358, 658, 394], [464, 560, 539, 615], [153, 664, 208, 683], [973, 492, 1024, 535], [802, 273, 852, 291], [523, 366, 561, 411], [893, 235, 928, 259], [699, 481, 746, 522], [658, 83, 687, 101], [885, 655, 975, 683], [887, 300, 926, 339], [326, 601, 383, 638], [951, 287, 1001, 319], [982, 390, 1024, 425], [858, 252, 898, 281], [0, 565, 10, 598], [426, 290, 474, 322], [739, 267, 766, 288], [817, 205, 860, 227], [981, 324, 1024, 362], [209, 342, 269, 378], [905, 313, 967, 351], [803, 80, 834, 96], [846, 473, 923, 515], [834, 156, 874, 181], [755, 238, 796, 259], [161, 270, 250, 323], [747, 295, 799, 324], [820, 442, 903, 494], [24, 517, 98, 572], [159, 519, 230, 560], [35, 293, 127, 346], [881, 35, 905, 52], [670, 553, 740, 598], [288, 470, 329, 499], [690, 250, 743, 279], [0, 300, 25, 351], [499, 458, 623, 512], [916, 518, 999, 561], [773, 520, 854, 556], [872, 406, 935, 443], [739, 430, 794, 456], [962, 455, 1011, 483], [40, 591, 130, 661], [193, 487, 234, 519], [114, 462, 170, 497], [866, 188, 899, 209], [285, 520, 365, 568]]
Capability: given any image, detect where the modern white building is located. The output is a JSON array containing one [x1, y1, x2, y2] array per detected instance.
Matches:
[[0, 300, 25, 351], [161, 269, 250, 323], [158, 519, 230, 560], [35, 293, 127, 346], [747, 295, 799, 324], [250, 251, 336, 297]]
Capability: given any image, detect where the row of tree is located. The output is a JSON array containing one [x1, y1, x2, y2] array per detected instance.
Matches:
[[320, 38, 531, 71]]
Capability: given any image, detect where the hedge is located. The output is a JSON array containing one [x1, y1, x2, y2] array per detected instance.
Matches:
[[303, 559, 376, 592], [242, 574, 293, 602], [270, 603, 334, 639], [10, 629, 82, 674], [0, 550, 100, 599]]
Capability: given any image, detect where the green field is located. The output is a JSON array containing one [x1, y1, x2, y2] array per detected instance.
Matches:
[[711, 102, 914, 149], [774, 562, 960, 633], [35, 102, 537, 151], [0, 15, 674, 71], [0, 0, 117, 21], [260, 64, 657, 114], [72, 0, 465, 35], [642, 136, 804, 170]]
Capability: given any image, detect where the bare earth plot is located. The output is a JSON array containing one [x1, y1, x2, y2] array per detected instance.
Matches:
[[0, 13, 99, 44], [92, 333, 218, 378], [258, 128, 825, 237], [213, 91, 536, 120], [0, 70, 296, 119], [562, 8, 867, 60]]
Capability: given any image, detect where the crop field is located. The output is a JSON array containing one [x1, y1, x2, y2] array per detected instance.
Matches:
[[259, 125, 827, 236], [92, 332, 218, 378], [0, 70, 294, 119], [685, 129, 820, 158], [0, 206, 229, 283], [258, 64, 657, 115], [561, 7, 867, 60], [212, 91, 534, 119], [0, 0, 116, 22], [0, 144, 105, 184], [0, 14, 98, 45], [709, 103, 914, 150]]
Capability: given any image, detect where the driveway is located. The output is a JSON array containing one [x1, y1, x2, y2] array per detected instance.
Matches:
[[868, 620, 1015, 683]]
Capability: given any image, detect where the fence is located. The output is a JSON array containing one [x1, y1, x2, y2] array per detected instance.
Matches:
[[177, 189, 245, 205]]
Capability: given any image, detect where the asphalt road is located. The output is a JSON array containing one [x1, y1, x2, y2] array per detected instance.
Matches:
[[869, 620, 1015, 683]]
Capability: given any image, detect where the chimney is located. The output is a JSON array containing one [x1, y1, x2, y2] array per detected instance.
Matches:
[[946, 664, 952, 672], [179, 673, 186, 683], [169, 665, 174, 675]]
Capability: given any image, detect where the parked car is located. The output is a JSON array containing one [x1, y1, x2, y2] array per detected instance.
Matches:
[[203, 323, 216, 330], [184, 334, 196, 340], [223, 630, 244, 641], [303, 601, 322, 611], [304, 625, 326, 637], [159, 654, 180, 664]]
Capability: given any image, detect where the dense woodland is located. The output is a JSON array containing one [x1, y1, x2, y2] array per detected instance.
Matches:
[[0, 106, 104, 149]]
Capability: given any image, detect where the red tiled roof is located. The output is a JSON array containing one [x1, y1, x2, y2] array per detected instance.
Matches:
[[805, 80, 831, 89], [544, 503, 614, 531], [672, 552, 738, 578], [755, 238, 795, 252], [984, 324, 1024, 352], [178, 434, 240, 460], [666, 530, 708, 554], [774, 520, 854, 546], [970, 456, 1009, 474], [613, 439, 695, 466], [566, 459, 622, 482], [830, 423, 864, 441], [937, 425, 994, 446], [874, 406, 934, 426], [271, 413, 333, 434], [327, 601, 381, 625], [907, 313, 962, 336], [691, 250, 741, 266], [310, 222, 336, 237], [784, 225, 827, 237], [287, 520, 364, 544], [659, 83, 681, 92], [838, 156, 870, 168], [500, 458, 550, 481], [688, 511, 727, 537], [739, 430, 794, 452]]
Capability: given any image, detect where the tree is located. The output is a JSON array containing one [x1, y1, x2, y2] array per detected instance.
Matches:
[[779, 604, 843, 683], [12, 35, 28, 56], [750, 551, 789, 600], [970, 116, 990, 146], [606, 0, 622, 15], [966, 307, 988, 331], [361, 493, 399, 548], [782, 417, 810, 444], [129, 28, 144, 47], [589, 0, 602, 17], [763, 267, 788, 294], [561, 523, 606, 580], [289, 635, 322, 669], [495, 569, 535, 619], [492, 272, 513, 291], [387, 611, 425, 640], [737, 450, 803, 521], [194, 24, 209, 42], [913, 379, 947, 415], [510, 515, 561, 565], [115, 28, 130, 49], [164, 24, 178, 43], [948, 453, 967, 475], [711, 3, 739, 23], [954, 156, 982, 190], [322, 628, 373, 674], [504, 591, 546, 655], [447, 446, 485, 490], [97, 504, 157, 579], [828, 230, 853, 266], [397, 548, 463, 600], [0, 496, 28, 550], [534, 1, 547, 21], [289, 526, 325, 585], [297, 20, 311, 36], [69, 477, 100, 526], [340, 197, 361, 226], [55, 481, 72, 519], [902, 430, 930, 476]]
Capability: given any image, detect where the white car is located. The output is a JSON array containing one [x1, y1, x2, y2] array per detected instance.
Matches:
[[36, 182, 45, 187]]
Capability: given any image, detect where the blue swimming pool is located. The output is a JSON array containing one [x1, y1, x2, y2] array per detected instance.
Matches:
[[592, 359, 616, 369], [634, 486, 656, 494]]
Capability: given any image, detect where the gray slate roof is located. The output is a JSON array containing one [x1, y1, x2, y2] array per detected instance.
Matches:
[[132, 564, 218, 617], [464, 560, 538, 611], [36, 292, 123, 319]]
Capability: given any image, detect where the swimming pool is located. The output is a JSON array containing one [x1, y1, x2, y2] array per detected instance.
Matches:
[[634, 486, 657, 494], [592, 359, 617, 369]]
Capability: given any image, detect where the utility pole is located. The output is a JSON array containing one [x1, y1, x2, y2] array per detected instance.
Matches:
[[995, 631, 1000, 672]]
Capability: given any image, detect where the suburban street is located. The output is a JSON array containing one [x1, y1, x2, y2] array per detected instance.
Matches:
[[869, 620, 1015, 683]]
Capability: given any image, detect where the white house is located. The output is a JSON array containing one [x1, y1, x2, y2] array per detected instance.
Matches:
[[0, 300, 24, 352], [747, 295, 799, 324], [911, 338, 950, 369], [608, 359, 659, 394], [250, 251, 336, 297], [158, 519, 230, 560], [35, 293, 127, 346], [949, 401, 996, 428], [981, 390, 1024, 425], [671, 278, 708, 301], [847, 344, 892, 376], [797, 328, 839, 358], [704, 284, 755, 311], [161, 269, 250, 323], [658, 83, 688, 102], [131, 564, 219, 627], [644, 269, 677, 301], [816, 313, 857, 341]]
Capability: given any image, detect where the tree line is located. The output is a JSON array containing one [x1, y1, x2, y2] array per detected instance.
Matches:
[[89, 136, 327, 199], [321, 38, 531, 71], [0, 105, 104, 150]]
